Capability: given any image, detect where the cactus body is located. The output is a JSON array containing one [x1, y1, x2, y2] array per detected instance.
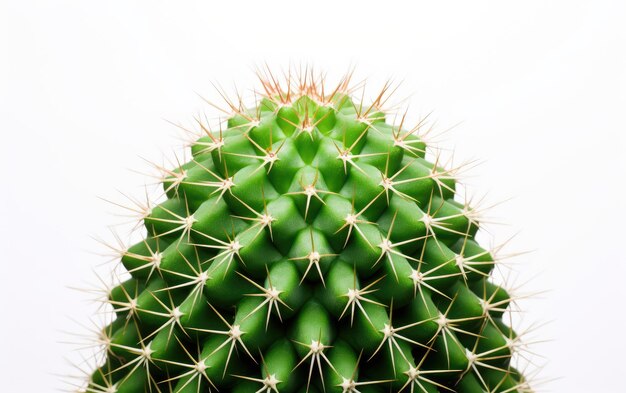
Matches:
[[87, 74, 531, 392]]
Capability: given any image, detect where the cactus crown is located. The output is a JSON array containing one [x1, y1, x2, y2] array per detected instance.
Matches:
[[81, 69, 533, 393]]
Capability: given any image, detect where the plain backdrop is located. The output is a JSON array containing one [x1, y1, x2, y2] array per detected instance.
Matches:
[[1, 1, 625, 391]]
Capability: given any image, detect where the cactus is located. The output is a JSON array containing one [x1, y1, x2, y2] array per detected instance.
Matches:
[[83, 70, 533, 393]]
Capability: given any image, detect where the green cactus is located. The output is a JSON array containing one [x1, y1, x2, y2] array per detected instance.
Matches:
[[85, 71, 532, 393]]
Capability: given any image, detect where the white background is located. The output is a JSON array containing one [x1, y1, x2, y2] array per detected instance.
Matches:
[[2, 1, 625, 391]]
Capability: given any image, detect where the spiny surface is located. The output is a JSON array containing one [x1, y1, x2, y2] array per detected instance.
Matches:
[[86, 73, 532, 393]]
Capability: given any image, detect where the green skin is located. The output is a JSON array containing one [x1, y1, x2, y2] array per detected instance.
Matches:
[[93, 90, 528, 393]]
